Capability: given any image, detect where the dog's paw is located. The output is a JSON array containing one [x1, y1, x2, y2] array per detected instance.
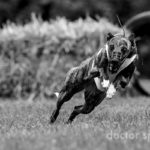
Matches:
[[65, 120, 72, 124], [49, 116, 56, 124]]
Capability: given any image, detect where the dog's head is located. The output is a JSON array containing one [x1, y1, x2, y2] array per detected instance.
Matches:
[[106, 32, 135, 73]]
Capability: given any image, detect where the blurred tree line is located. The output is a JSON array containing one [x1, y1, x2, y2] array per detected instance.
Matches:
[[0, 0, 150, 25]]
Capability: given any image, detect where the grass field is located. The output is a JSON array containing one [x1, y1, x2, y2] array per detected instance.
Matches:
[[0, 91, 150, 150]]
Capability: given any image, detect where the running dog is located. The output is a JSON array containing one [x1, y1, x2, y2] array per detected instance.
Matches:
[[50, 32, 138, 123]]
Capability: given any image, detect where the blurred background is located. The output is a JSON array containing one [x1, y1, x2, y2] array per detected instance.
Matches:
[[0, 0, 150, 25], [1, 0, 150, 76], [0, 0, 150, 100]]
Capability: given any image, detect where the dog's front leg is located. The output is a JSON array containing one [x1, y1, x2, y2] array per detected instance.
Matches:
[[114, 76, 130, 90]]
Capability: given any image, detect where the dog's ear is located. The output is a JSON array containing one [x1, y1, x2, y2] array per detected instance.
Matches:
[[107, 32, 114, 41], [128, 33, 138, 56], [128, 33, 135, 46]]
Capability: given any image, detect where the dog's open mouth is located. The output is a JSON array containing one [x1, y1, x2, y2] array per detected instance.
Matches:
[[109, 60, 121, 73]]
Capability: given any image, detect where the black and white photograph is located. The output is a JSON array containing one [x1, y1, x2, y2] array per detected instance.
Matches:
[[0, 0, 150, 150]]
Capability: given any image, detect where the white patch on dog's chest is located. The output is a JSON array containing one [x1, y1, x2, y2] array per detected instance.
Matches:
[[101, 79, 116, 98], [94, 54, 137, 98], [94, 77, 116, 98]]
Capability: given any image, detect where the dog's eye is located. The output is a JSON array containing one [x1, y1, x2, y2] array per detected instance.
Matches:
[[109, 44, 114, 51], [121, 47, 128, 53]]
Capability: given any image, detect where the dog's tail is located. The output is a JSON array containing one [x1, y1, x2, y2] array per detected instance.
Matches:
[[43, 91, 60, 99], [54, 92, 59, 98]]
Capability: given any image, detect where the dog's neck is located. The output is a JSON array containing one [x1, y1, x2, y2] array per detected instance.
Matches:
[[107, 54, 137, 83]]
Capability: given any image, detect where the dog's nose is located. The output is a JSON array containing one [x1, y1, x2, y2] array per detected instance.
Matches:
[[112, 51, 121, 60]]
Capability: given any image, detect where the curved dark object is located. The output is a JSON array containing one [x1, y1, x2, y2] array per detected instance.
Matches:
[[125, 11, 150, 77], [125, 11, 150, 32], [124, 11, 150, 97], [133, 78, 150, 97]]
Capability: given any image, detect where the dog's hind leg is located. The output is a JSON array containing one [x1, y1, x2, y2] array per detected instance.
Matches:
[[50, 65, 88, 124], [67, 83, 106, 123], [50, 88, 75, 124], [66, 105, 84, 123], [66, 103, 96, 123]]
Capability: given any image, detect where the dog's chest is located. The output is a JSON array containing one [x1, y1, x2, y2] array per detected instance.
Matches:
[[94, 54, 137, 92]]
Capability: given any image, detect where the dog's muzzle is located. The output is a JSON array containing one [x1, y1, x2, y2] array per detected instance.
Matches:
[[109, 51, 122, 73], [112, 51, 122, 61], [109, 52, 122, 73], [109, 60, 120, 73]]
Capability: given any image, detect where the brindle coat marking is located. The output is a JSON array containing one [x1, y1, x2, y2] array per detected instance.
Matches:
[[50, 33, 138, 124]]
